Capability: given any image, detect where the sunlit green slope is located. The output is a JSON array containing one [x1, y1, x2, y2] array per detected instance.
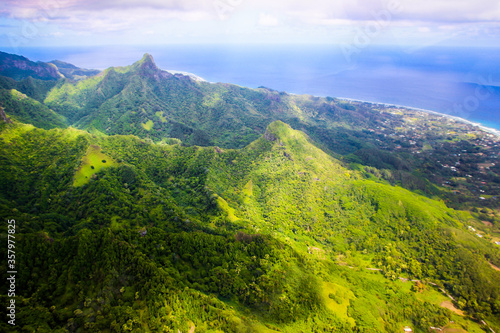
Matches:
[[0, 89, 67, 129], [4, 51, 498, 215], [41, 54, 387, 151], [1, 119, 499, 332]]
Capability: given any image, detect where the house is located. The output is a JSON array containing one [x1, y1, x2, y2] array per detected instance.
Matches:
[[403, 326, 413, 332]]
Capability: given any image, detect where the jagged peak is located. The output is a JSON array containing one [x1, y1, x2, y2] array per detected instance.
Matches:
[[136, 53, 157, 69], [126, 53, 170, 81], [141, 53, 155, 63]]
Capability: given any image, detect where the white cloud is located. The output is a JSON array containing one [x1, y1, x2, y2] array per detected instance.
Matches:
[[398, 0, 500, 22], [284, 0, 499, 25], [0, 0, 498, 46], [0, 0, 216, 30], [417, 27, 431, 33], [258, 13, 279, 27], [2, 0, 500, 24]]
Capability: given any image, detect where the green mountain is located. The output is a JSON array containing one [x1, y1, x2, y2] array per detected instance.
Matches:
[[43, 53, 387, 149], [1, 119, 499, 332], [0, 51, 100, 81], [38, 53, 500, 210], [0, 89, 67, 129], [0, 52, 499, 332], [48, 60, 101, 81], [0, 74, 58, 102], [0, 51, 62, 81]]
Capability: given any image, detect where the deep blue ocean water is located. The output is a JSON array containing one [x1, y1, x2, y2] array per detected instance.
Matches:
[[3, 44, 500, 130]]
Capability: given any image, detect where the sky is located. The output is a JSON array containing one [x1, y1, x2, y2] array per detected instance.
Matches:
[[0, 0, 499, 49]]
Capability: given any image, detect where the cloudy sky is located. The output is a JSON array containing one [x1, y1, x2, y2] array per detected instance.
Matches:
[[0, 0, 499, 48]]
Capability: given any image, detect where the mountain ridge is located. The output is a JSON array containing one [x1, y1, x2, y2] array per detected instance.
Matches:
[[0, 50, 100, 81], [0, 51, 63, 80], [1, 117, 498, 332], [0, 51, 499, 331], [1, 51, 499, 210]]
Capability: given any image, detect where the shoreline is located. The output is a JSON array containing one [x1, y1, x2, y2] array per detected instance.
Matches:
[[337, 97, 500, 137]]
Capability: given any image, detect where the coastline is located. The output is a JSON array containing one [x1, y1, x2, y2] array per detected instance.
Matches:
[[337, 97, 500, 137]]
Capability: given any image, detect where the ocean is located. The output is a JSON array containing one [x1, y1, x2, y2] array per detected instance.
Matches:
[[3, 44, 500, 130]]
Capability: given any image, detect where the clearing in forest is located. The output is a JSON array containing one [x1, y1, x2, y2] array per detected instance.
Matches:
[[440, 301, 465, 316], [73, 145, 117, 186], [141, 119, 154, 130]]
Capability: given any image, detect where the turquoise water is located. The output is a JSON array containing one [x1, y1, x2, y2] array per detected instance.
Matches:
[[2, 44, 500, 129]]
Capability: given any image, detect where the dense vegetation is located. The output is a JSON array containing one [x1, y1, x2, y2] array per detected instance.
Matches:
[[0, 89, 67, 130], [4, 53, 499, 213], [0, 52, 499, 332], [0, 51, 99, 81]]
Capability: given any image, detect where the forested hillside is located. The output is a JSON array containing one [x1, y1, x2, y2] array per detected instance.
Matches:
[[3, 53, 497, 212], [0, 52, 499, 332], [0, 51, 100, 81], [0, 119, 499, 332]]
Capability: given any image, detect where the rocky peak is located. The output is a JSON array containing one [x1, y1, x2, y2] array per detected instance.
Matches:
[[138, 53, 158, 70], [132, 53, 171, 81]]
